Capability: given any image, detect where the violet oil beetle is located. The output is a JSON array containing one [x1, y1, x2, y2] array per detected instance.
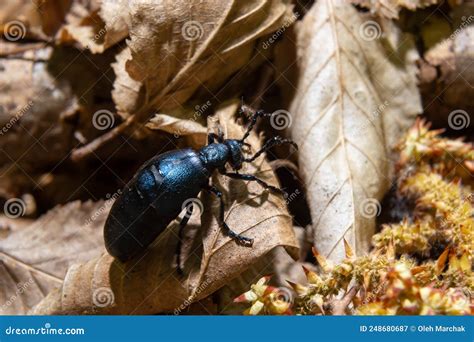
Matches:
[[103, 108, 297, 272]]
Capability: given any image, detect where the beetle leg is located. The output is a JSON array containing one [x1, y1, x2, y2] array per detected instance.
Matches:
[[223, 172, 286, 196], [217, 126, 225, 142], [208, 130, 225, 145], [243, 136, 298, 163], [176, 203, 193, 275], [205, 185, 254, 246], [207, 133, 218, 145]]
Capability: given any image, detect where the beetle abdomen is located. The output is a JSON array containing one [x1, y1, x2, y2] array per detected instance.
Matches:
[[104, 149, 209, 262], [104, 186, 175, 262]]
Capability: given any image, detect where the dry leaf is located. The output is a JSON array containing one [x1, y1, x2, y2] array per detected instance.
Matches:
[[0, 42, 119, 174], [0, 201, 105, 314], [0, 0, 70, 40], [56, 0, 129, 53], [112, 0, 293, 120], [420, 25, 474, 128], [0, 215, 33, 238], [0, 45, 77, 171], [216, 225, 308, 314], [31, 100, 298, 315], [351, 0, 439, 19], [146, 109, 208, 149], [288, 0, 421, 262]]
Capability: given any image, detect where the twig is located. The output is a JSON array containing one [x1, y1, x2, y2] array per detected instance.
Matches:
[[71, 116, 135, 162]]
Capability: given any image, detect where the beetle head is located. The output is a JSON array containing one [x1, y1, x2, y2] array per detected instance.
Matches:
[[224, 139, 244, 170]]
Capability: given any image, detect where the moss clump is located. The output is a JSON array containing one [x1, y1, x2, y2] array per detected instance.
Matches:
[[236, 120, 473, 315]]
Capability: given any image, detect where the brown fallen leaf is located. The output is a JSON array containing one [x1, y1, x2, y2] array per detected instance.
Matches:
[[420, 25, 474, 128], [0, 215, 33, 238], [56, 0, 129, 53], [0, 45, 77, 172], [216, 225, 309, 314], [31, 100, 298, 315], [0, 0, 70, 40], [351, 0, 439, 19], [288, 0, 421, 262], [0, 42, 118, 200], [146, 108, 208, 149], [112, 0, 293, 119], [0, 201, 106, 314], [71, 0, 295, 160]]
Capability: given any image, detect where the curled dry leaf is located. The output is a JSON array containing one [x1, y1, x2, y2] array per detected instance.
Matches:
[[288, 0, 421, 262], [31, 100, 298, 315], [112, 0, 293, 119], [146, 109, 208, 149], [56, 0, 129, 53], [0, 201, 105, 314]]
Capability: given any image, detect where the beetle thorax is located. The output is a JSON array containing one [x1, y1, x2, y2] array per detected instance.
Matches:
[[224, 139, 243, 170], [199, 143, 230, 171]]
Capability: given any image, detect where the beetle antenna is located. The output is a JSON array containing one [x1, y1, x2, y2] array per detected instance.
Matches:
[[243, 136, 298, 163], [239, 108, 271, 143]]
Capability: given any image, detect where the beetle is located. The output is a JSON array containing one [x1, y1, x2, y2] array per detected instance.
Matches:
[[103, 108, 297, 272]]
